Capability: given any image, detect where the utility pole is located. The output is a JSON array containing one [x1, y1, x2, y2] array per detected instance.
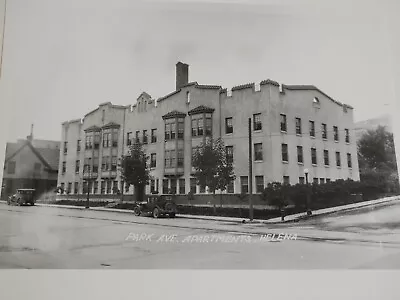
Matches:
[[248, 118, 253, 221], [0, 0, 7, 79]]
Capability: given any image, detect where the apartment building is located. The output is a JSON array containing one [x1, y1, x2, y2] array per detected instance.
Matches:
[[57, 62, 359, 196]]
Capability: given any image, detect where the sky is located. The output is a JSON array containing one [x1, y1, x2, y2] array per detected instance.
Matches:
[[0, 0, 399, 182]]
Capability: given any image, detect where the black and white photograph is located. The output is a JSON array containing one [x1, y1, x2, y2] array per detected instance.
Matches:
[[0, 0, 400, 295]]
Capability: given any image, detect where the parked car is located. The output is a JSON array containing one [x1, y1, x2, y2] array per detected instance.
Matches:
[[133, 194, 177, 218], [7, 189, 36, 206]]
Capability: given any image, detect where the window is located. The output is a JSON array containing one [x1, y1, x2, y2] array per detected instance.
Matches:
[[309, 121, 315, 137], [313, 178, 319, 184], [170, 123, 176, 140], [240, 176, 249, 194], [322, 123, 327, 139], [151, 129, 157, 143], [165, 150, 171, 168], [163, 179, 169, 194], [333, 126, 339, 141], [7, 161, 16, 174], [311, 148, 317, 165], [103, 130, 111, 148], [88, 181, 93, 194], [75, 160, 80, 173], [93, 181, 99, 194], [177, 149, 184, 167], [170, 179, 177, 194], [127, 132, 132, 146], [85, 135, 93, 149], [87, 158, 92, 173], [347, 153, 352, 168], [205, 114, 212, 136], [60, 183, 65, 192], [254, 143, 263, 161], [320, 178, 325, 184], [190, 178, 197, 194], [192, 146, 199, 165], [113, 181, 118, 193], [253, 113, 262, 131], [156, 179, 159, 193], [191, 118, 198, 136], [102, 156, 109, 171], [135, 131, 140, 143], [34, 163, 41, 172], [225, 117, 233, 134], [112, 130, 118, 147], [324, 150, 329, 166], [283, 176, 290, 185], [280, 114, 287, 132], [106, 180, 112, 194], [171, 150, 176, 168], [299, 177, 305, 184], [345, 129, 350, 143], [227, 179, 234, 193], [74, 182, 79, 194], [165, 123, 170, 140], [111, 156, 117, 171], [150, 153, 156, 168], [199, 184, 206, 193], [101, 181, 105, 194], [63, 142, 68, 154], [226, 146, 234, 163], [143, 130, 148, 144], [94, 132, 100, 149], [295, 118, 302, 135], [297, 146, 303, 163], [83, 158, 89, 173], [281, 143, 288, 162], [77, 140, 81, 152], [150, 180, 155, 193], [198, 118, 204, 136], [326, 178, 331, 183], [62, 161, 66, 174], [179, 179, 185, 194], [336, 152, 341, 167], [93, 158, 99, 172], [255, 176, 264, 193], [68, 182, 72, 194], [178, 118, 184, 139], [313, 97, 320, 104]]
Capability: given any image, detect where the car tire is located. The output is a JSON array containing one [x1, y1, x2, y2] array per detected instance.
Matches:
[[153, 207, 160, 218], [169, 213, 176, 218], [133, 206, 141, 216]]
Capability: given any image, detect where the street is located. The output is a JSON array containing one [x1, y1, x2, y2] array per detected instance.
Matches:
[[1, 202, 400, 269]]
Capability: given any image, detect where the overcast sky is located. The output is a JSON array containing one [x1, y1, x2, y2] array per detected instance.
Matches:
[[0, 0, 399, 181]]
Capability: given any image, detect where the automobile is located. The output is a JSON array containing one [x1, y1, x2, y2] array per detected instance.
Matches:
[[7, 189, 36, 206], [133, 194, 177, 218]]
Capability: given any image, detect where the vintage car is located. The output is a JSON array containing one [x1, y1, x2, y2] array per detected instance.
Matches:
[[133, 194, 177, 218], [7, 189, 36, 206]]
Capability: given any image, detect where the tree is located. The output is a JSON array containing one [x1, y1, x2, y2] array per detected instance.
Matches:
[[119, 141, 151, 202], [192, 138, 235, 208], [357, 126, 399, 192]]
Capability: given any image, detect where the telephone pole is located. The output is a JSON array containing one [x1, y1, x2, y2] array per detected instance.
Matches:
[[0, 0, 7, 79], [248, 118, 253, 221]]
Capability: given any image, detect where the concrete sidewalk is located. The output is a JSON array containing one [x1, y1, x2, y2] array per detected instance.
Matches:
[[2, 195, 398, 224]]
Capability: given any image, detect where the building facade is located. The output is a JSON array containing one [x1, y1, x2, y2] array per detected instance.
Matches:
[[57, 62, 360, 196], [1, 133, 60, 199]]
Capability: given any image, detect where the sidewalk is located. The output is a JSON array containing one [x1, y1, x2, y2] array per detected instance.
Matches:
[[2, 195, 398, 224]]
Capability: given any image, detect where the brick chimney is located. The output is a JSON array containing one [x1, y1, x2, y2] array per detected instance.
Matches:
[[176, 62, 189, 90]]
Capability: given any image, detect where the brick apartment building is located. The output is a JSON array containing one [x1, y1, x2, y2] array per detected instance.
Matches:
[[57, 62, 360, 197]]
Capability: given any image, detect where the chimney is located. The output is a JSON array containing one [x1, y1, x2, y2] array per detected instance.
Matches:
[[176, 62, 189, 90], [27, 124, 34, 142]]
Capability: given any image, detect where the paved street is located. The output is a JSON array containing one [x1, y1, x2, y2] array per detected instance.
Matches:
[[1, 202, 400, 269]]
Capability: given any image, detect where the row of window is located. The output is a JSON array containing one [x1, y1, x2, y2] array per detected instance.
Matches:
[[281, 144, 353, 168], [224, 114, 351, 144], [60, 180, 120, 195], [64, 129, 120, 155], [62, 156, 118, 174], [127, 129, 157, 146]]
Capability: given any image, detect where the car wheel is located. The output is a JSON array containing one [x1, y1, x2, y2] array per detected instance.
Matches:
[[169, 212, 176, 218], [133, 206, 141, 216], [153, 207, 160, 218]]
